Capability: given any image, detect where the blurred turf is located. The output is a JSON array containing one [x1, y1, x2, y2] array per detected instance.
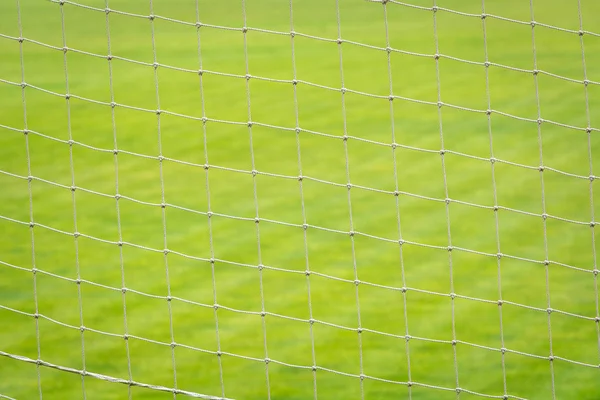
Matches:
[[1, 0, 600, 399]]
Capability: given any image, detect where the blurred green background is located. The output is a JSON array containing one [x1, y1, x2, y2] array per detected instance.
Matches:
[[1, 0, 600, 399]]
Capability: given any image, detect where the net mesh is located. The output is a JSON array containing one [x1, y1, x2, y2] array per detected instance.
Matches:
[[0, 0, 599, 399]]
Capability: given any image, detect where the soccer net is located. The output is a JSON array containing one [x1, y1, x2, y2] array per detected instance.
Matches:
[[0, 0, 599, 399]]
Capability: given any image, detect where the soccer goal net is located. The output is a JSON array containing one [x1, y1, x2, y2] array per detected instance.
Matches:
[[0, 0, 599, 399]]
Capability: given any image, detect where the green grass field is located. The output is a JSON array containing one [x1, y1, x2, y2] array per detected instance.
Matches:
[[1, 0, 600, 399]]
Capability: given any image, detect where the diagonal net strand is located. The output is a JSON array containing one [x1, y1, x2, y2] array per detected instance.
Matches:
[[575, 0, 600, 365], [381, 0, 412, 397], [288, 0, 319, 398], [528, 1, 556, 398], [147, 0, 180, 397], [1, 347, 537, 400], [431, 1, 460, 396], [195, 0, 226, 396], [58, 2, 88, 398], [14, 0, 43, 398], [334, 1, 366, 399], [240, 1, 272, 398], [480, 0, 508, 398], [0, 351, 232, 400], [104, 1, 135, 397]]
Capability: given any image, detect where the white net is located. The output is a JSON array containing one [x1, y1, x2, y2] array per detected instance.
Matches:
[[0, 0, 599, 399]]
